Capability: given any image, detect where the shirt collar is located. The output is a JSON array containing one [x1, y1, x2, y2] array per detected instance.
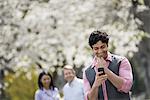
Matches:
[[43, 88, 50, 92], [91, 52, 112, 68]]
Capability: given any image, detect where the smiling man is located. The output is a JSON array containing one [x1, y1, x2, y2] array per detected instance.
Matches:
[[63, 65, 84, 100], [83, 30, 133, 100]]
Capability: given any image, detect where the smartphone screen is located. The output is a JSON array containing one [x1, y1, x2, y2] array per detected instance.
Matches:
[[98, 68, 105, 76]]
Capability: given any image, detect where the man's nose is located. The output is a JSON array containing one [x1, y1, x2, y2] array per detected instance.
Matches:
[[96, 49, 101, 53]]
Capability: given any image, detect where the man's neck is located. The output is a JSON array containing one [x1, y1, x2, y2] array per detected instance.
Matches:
[[68, 76, 76, 84]]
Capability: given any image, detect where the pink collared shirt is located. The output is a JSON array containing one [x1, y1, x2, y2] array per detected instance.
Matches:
[[83, 53, 133, 100]]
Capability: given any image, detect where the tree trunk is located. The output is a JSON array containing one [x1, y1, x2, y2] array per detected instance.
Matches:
[[131, 0, 150, 98]]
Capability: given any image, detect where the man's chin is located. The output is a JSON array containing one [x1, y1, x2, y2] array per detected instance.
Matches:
[[96, 55, 103, 58]]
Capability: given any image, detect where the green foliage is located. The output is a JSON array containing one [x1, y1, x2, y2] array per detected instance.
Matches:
[[139, 0, 145, 5], [4, 68, 38, 100]]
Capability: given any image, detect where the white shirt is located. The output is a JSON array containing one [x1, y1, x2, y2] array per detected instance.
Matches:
[[63, 77, 84, 100], [35, 87, 60, 100]]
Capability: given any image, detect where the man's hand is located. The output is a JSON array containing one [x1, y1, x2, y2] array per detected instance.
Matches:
[[93, 72, 107, 88], [95, 56, 107, 68]]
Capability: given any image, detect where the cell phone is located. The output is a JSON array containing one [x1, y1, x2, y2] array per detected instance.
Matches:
[[98, 68, 105, 76]]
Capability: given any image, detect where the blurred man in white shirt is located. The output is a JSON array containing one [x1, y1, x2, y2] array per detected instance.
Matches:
[[63, 65, 84, 100]]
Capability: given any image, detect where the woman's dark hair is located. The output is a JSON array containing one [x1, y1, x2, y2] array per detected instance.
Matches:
[[89, 30, 109, 48], [38, 71, 55, 90]]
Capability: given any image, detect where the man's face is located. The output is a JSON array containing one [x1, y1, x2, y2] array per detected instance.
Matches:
[[92, 41, 108, 59], [63, 69, 75, 82]]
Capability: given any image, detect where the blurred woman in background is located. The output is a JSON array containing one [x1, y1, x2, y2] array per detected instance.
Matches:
[[35, 71, 60, 100]]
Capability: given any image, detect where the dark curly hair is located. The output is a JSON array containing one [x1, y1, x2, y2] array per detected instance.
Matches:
[[38, 71, 55, 90], [88, 30, 109, 48]]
